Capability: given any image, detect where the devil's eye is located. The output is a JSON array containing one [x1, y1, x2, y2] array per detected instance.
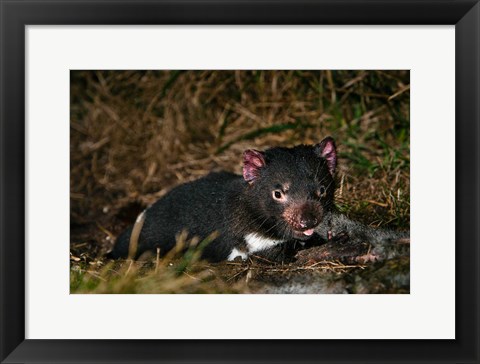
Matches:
[[318, 186, 326, 196], [273, 190, 284, 200]]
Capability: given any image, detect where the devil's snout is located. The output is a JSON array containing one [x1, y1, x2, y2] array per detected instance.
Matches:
[[283, 203, 323, 232]]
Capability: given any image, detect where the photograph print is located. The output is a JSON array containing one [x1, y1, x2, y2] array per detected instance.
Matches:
[[70, 70, 410, 294]]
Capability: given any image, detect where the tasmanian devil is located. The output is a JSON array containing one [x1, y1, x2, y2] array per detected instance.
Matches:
[[109, 137, 337, 262]]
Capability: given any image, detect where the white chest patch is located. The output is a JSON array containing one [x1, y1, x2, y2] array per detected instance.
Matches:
[[227, 248, 248, 261], [244, 233, 285, 254]]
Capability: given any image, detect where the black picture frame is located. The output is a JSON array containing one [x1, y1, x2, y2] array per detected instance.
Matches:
[[1, 1, 479, 363]]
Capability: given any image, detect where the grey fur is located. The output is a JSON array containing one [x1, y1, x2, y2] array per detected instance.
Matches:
[[315, 212, 410, 260]]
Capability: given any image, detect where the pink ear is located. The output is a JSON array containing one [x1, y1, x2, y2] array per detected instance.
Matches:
[[316, 137, 337, 175], [243, 149, 266, 183]]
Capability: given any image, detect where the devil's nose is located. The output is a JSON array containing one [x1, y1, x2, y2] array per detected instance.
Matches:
[[299, 216, 319, 229]]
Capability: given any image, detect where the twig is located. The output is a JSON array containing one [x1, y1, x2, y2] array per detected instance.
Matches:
[[388, 85, 410, 101], [128, 210, 146, 259], [366, 199, 389, 208], [155, 247, 160, 273], [227, 267, 250, 282], [124, 260, 134, 277]]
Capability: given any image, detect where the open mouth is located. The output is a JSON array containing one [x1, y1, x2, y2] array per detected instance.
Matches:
[[301, 228, 315, 236], [292, 228, 316, 239]]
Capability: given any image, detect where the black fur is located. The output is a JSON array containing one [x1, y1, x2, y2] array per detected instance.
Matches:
[[110, 138, 337, 262]]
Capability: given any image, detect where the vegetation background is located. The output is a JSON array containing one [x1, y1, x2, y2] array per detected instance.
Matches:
[[70, 70, 410, 293]]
